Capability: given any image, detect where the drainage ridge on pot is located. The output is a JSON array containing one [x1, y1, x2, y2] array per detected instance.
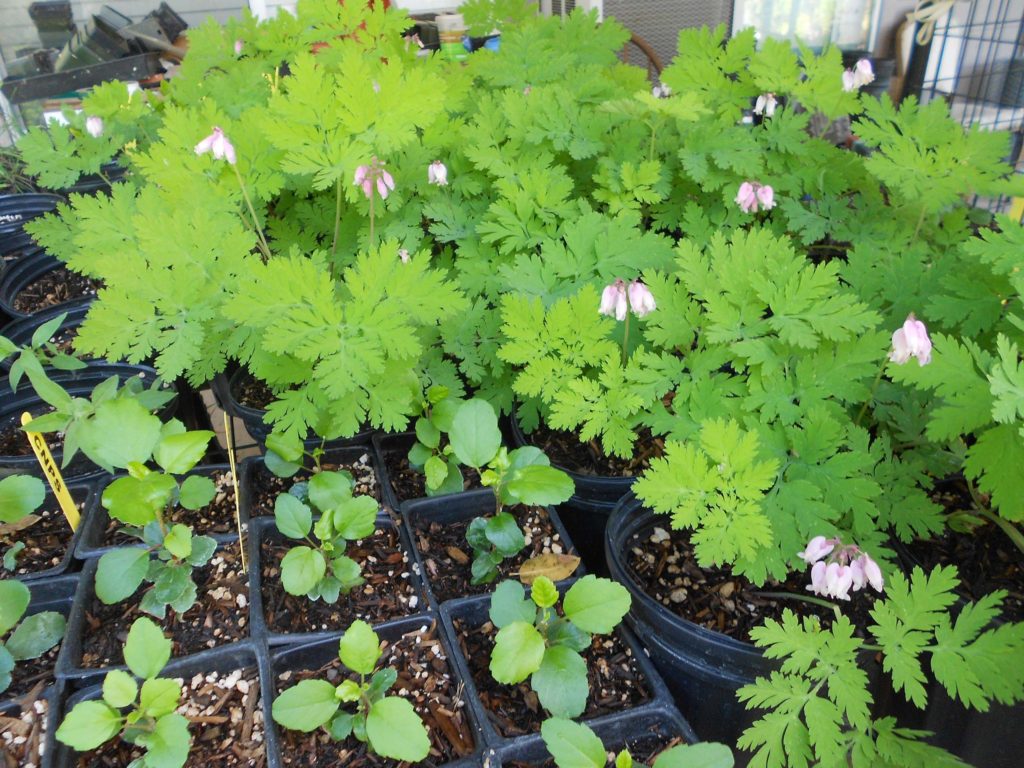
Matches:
[[0, 249, 99, 321], [247, 514, 428, 646], [496, 702, 697, 767], [0, 192, 62, 238], [74, 463, 245, 561], [266, 612, 485, 768], [57, 541, 252, 687], [438, 581, 675, 751], [4, 481, 96, 583], [0, 298, 92, 373], [47, 640, 269, 768], [402, 490, 583, 612]]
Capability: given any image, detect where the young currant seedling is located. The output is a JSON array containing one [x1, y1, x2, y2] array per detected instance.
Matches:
[[274, 469, 379, 601], [541, 717, 734, 768], [0, 315, 88, 389], [414, 396, 575, 583], [0, 474, 47, 570], [489, 575, 631, 718], [93, 426, 219, 618], [56, 617, 190, 768], [272, 619, 430, 762], [262, 430, 332, 480], [0, 579, 66, 694]]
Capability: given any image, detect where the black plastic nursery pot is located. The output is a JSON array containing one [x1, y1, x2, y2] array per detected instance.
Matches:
[[74, 464, 244, 560], [438, 583, 675, 749], [604, 494, 776, 747], [238, 444, 382, 520], [0, 298, 91, 372], [0, 193, 62, 240], [57, 540, 251, 686], [212, 368, 375, 450], [496, 703, 697, 768], [0, 481, 96, 583], [57, 162, 127, 198], [0, 249, 100, 321], [49, 640, 270, 767], [266, 614, 485, 768], [402, 491, 582, 608], [0, 229, 44, 268], [508, 410, 633, 576], [248, 515, 428, 646], [371, 431, 488, 513]]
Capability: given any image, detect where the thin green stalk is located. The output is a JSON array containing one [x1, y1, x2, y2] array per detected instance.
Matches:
[[368, 188, 376, 248], [757, 590, 840, 612], [855, 358, 888, 426], [621, 310, 631, 367], [972, 492, 1024, 558], [331, 177, 343, 263], [232, 164, 272, 261], [912, 204, 928, 241]]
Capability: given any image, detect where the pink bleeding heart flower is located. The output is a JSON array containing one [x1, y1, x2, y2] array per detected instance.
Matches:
[[234, 39, 244, 56], [798, 536, 835, 565], [807, 561, 828, 596], [354, 158, 395, 201], [859, 554, 884, 592], [825, 562, 854, 601], [889, 314, 932, 366], [599, 279, 629, 321], [85, 116, 104, 138], [428, 160, 448, 186], [855, 59, 875, 87], [399, 248, 411, 264], [756, 184, 775, 210], [735, 182, 758, 213], [754, 93, 777, 117], [376, 168, 395, 199], [194, 126, 236, 165], [842, 69, 858, 92], [627, 280, 656, 318]]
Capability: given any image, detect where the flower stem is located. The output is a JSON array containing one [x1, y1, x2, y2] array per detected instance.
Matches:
[[855, 357, 888, 426], [368, 190, 376, 248], [232, 164, 272, 261], [331, 177, 343, 263], [912, 204, 928, 241], [757, 590, 839, 612], [971, 490, 1024, 558], [621, 310, 631, 367]]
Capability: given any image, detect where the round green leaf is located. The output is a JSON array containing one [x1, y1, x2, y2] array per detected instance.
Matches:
[[541, 717, 607, 768], [339, 619, 381, 676], [139, 677, 183, 718], [424, 454, 449, 491], [333, 496, 378, 540], [491, 622, 545, 684], [6, 611, 65, 660], [415, 417, 441, 450], [124, 617, 172, 679], [78, 397, 163, 470], [56, 700, 123, 751], [264, 449, 302, 478], [162, 524, 193, 560], [366, 696, 430, 762], [506, 465, 575, 506], [281, 546, 326, 596], [308, 471, 353, 512], [275, 494, 312, 539], [530, 576, 559, 609], [653, 743, 735, 768], [0, 475, 46, 524], [178, 475, 217, 510], [102, 669, 139, 708], [272, 679, 340, 732], [532, 645, 589, 718], [485, 512, 525, 556], [449, 399, 502, 468], [0, 580, 30, 635], [489, 580, 536, 628], [136, 711, 191, 768], [95, 548, 149, 604], [154, 431, 214, 474], [102, 473, 176, 526], [0, 644, 14, 693], [563, 576, 631, 634]]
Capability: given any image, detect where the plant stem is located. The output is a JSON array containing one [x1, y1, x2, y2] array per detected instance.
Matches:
[[757, 590, 839, 612], [621, 310, 631, 367], [331, 177, 343, 264], [855, 357, 888, 426], [912, 204, 928, 241], [368, 189, 376, 248], [232, 164, 272, 261], [973, 496, 1024, 558]]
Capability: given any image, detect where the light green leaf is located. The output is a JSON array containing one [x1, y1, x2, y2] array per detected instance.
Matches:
[[281, 546, 326, 596], [449, 399, 502, 468], [532, 645, 589, 718], [563, 576, 631, 634], [490, 580, 537, 628], [506, 465, 575, 506], [56, 700, 123, 751], [339, 619, 381, 676], [272, 679, 340, 732], [308, 471, 354, 512], [135, 712, 190, 768], [0, 580, 30, 635], [124, 617, 172, 679], [178, 475, 217, 511], [102, 473, 177, 527], [102, 669, 139, 708], [78, 397, 163, 470], [653, 743, 735, 768], [6, 611, 65, 660], [366, 697, 430, 762], [95, 548, 149, 604], [531, 576, 559, 609], [163, 524, 193, 560], [541, 717, 607, 768], [491, 622, 546, 683], [154, 431, 214, 474], [275, 494, 313, 539], [139, 677, 183, 718], [0, 475, 46, 524], [332, 496, 378, 540]]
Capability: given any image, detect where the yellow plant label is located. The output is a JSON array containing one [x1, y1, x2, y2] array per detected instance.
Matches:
[[21, 412, 80, 530]]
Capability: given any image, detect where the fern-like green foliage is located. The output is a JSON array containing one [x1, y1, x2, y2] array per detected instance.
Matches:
[[738, 566, 1024, 768]]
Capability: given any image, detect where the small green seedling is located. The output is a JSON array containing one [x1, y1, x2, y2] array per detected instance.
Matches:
[[272, 619, 430, 762], [541, 717, 734, 768], [413, 395, 575, 583], [489, 575, 631, 718], [94, 426, 219, 618], [0, 317, 88, 390], [0, 579, 66, 694], [0, 474, 48, 570], [56, 616, 190, 768], [273, 469, 378, 601], [262, 430, 332, 479]]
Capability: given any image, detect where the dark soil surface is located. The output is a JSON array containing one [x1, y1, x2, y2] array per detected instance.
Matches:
[[74, 667, 265, 767], [625, 525, 880, 643], [247, 454, 379, 518], [0, 488, 88, 577], [519, 422, 663, 478], [79, 543, 249, 668], [260, 526, 422, 633], [506, 731, 687, 768], [0, 682, 48, 768], [11, 267, 102, 314], [0, 407, 102, 480], [5, 641, 61, 701], [454, 617, 651, 739], [414, 506, 576, 604], [380, 448, 483, 505], [102, 470, 239, 546], [235, 376, 276, 410], [905, 521, 1024, 622], [275, 621, 476, 767]]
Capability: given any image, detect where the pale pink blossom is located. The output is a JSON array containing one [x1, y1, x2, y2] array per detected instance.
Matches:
[[860, 554, 884, 592], [85, 116, 104, 138], [736, 181, 774, 213], [842, 69, 858, 92], [652, 83, 672, 99], [194, 126, 236, 164], [753, 93, 777, 117], [756, 184, 775, 210], [808, 561, 827, 595], [627, 280, 656, 317], [428, 160, 448, 186], [599, 280, 629, 321], [399, 248, 410, 264], [825, 563, 854, 601], [234, 39, 244, 56], [798, 535, 835, 565], [376, 169, 395, 199], [889, 314, 932, 366], [843, 59, 875, 92], [354, 158, 394, 201]]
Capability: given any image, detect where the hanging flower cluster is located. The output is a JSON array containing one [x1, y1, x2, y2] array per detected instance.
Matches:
[[194, 126, 236, 165], [354, 158, 395, 200], [599, 279, 656, 321], [842, 59, 875, 92], [85, 116, 104, 138], [889, 314, 932, 366], [799, 536, 884, 601], [427, 160, 448, 186], [753, 93, 777, 117], [735, 181, 775, 213]]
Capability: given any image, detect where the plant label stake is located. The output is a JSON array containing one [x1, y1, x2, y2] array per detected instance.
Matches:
[[20, 411, 79, 530], [223, 411, 248, 574]]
